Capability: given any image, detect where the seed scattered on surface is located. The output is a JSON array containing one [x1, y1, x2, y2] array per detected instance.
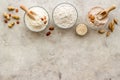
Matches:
[[98, 29, 106, 34], [15, 8, 19, 13], [46, 31, 51, 36], [4, 20, 8, 23], [16, 21, 20, 24], [108, 20, 115, 32]]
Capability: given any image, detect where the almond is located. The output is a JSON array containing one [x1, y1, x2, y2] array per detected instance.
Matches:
[[106, 31, 111, 37], [98, 29, 106, 34], [4, 20, 8, 23], [46, 31, 51, 36], [114, 18, 118, 25], [108, 20, 115, 32], [12, 15, 20, 20], [8, 6, 15, 11]]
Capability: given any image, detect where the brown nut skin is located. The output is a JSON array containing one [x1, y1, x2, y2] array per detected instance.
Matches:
[[8, 6, 15, 11], [114, 18, 118, 25]]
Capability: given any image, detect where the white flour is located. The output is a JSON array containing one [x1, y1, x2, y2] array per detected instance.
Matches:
[[53, 3, 77, 28], [25, 7, 49, 32]]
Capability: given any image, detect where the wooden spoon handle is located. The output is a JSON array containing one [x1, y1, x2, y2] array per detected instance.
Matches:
[[20, 5, 35, 20], [20, 5, 29, 13], [106, 5, 116, 13]]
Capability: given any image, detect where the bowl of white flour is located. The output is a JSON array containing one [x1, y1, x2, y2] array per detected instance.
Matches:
[[87, 7, 109, 30], [24, 6, 49, 32], [53, 3, 78, 29]]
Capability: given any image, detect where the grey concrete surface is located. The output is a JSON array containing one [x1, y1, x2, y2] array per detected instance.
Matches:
[[0, 0, 120, 80]]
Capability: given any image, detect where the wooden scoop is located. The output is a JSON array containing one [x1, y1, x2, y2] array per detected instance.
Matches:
[[20, 5, 35, 20], [97, 5, 116, 20]]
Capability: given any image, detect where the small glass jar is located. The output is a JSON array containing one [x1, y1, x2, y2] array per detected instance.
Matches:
[[87, 7, 109, 30], [24, 6, 49, 32]]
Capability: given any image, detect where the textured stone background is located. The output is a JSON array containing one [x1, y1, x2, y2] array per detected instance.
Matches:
[[0, 0, 120, 80]]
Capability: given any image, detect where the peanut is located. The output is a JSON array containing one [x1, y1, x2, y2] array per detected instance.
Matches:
[[8, 6, 15, 11], [12, 15, 20, 20], [8, 22, 15, 28]]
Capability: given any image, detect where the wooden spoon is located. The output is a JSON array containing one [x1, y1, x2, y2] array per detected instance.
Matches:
[[97, 5, 116, 20], [20, 5, 35, 20]]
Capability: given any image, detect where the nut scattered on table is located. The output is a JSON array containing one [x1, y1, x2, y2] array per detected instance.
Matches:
[[98, 29, 106, 34], [15, 8, 19, 13], [3, 6, 20, 29], [106, 31, 111, 37], [4, 20, 8, 23], [114, 18, 118, 25], [8, 6, 15, 11], [8, 22, 15, 28], [16, 21, 20, 24], [3, 13, 10, 20], [108, 20, 115, 32], [46, 31, 51, 36], [12, 15, 20, 20]]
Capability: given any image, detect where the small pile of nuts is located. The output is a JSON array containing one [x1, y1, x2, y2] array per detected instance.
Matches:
[[98, 18, 118, 37], [3, 6, 20, 28], [46, 26, 54, 36]]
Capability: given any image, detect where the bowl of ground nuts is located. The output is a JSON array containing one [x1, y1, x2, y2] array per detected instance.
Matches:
[[87, 6, 109, 30]]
